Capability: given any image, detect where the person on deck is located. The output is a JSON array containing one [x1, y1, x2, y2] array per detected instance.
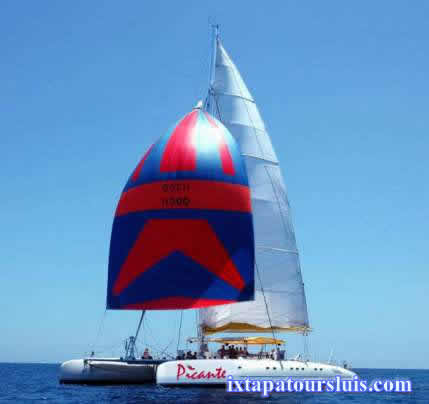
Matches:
[[218, 345, 226, 359], [143, 348, 150, 359]]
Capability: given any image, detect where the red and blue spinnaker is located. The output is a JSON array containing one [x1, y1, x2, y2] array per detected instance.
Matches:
[[107, 109, 254, 310]]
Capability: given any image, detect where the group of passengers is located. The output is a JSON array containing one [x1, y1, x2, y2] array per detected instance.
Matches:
[[141, 346, 281, 361], [172, 345, 283, 360], [217, 344, 249, 359], [176, 351, 198, 360]]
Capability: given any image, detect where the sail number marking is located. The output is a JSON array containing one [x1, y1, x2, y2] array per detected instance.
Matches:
[[161, 183, 191, 208]]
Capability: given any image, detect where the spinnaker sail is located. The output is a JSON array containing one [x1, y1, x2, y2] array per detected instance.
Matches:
[[107, 109, 254, 310]]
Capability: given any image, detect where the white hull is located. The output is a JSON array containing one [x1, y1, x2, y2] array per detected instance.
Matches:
[[59, 358, 163, 384], [156, 359, 357, 386]]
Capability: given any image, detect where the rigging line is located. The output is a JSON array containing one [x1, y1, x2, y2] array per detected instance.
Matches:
[[195, 310, 201, 348], [303, 333, 310, 361], [140, 315, 175, 358], [255, 262, 281, 362], [204, 88, 212, 112], [213, 93, 223, 122], [135, 338, 175, 360], [145, 326, 176, 359], [176, 310, 184, 354], [143, 341, 174, 358], [141, 316, 162, 351], [90, 309, 107, 354], [160, 338, 175, 358], [134, 310, 146, 341]]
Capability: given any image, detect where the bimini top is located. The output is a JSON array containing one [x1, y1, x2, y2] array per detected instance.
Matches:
[[208, 337, 284, 346], [106, 108, 254, 310]]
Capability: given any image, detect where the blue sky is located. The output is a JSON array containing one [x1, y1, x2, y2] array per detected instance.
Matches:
[[1, 1, 428, 368]]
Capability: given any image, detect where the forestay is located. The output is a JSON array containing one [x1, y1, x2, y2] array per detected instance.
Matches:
[[200, 39, 310, 334]]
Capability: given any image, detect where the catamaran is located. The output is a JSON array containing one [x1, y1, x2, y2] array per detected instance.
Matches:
[[59, 25, 356, 385]]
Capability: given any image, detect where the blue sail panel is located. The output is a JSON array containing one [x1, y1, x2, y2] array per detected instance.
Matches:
[[106, 109, 254, 310]]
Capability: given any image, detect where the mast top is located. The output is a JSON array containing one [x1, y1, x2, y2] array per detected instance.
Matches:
[[193, 100, 203, 110], [212, 23, 219, 40]]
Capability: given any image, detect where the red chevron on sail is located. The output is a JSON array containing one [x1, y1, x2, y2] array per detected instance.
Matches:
[[131, 143, 154, 181], [160, 111, 198, 172], [112, 218, 245, 296]]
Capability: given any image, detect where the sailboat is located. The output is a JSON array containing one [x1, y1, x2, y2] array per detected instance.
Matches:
[[59, 26, 357, 385], [156, 26, 357, 385]]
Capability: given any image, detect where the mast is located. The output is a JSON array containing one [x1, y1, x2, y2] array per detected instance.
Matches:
[[204, 23, 219, 114], [125, 310, 146, 360], [199, 22, 219, 355]]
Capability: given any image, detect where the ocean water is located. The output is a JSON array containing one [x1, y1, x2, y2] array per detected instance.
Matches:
[[0, 364, 427, 403]]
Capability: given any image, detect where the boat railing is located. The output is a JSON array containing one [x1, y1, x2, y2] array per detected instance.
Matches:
[[83, 358, 167, 366]]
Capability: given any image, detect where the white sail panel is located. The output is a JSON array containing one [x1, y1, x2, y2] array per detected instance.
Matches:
[[200, 41, 309, 334]]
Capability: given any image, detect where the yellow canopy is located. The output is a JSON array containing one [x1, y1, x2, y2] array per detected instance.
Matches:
[[202, 322, 311, 335], [208, 336, 284, 345]]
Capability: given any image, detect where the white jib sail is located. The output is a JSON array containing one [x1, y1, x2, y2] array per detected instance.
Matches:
[[199, 39, 310, 334]]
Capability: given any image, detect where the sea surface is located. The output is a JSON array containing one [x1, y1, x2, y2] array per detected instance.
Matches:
[[0, 363, 427, 403]]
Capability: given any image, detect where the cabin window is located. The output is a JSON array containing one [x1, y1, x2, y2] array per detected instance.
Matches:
[[314, 368, 318, 371], [290, 367, 293, 370], [266, 367, 270, 369], [273, 367, 277, 370], [320, 368, 323, 371], [295, 368, 299, 370], [238, 366, 242, 369]]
